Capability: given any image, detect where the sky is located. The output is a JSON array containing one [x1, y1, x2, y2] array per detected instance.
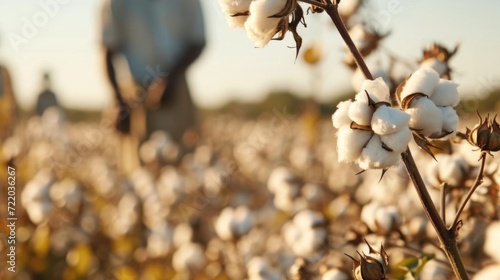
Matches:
[[0, 0, 499, 110]]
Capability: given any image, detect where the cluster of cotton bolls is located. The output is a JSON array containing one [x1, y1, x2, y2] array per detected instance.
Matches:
[[5, 105, 500, 279], [332, 77, 412, 170]]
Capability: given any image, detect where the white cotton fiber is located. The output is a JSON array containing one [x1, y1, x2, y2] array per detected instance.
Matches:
[[381, 127, 411, 154], [371, 106, 410, 135], [437, 154, 467, 187], [420, 58, 448, 77], [337, 126, 372, 162], [218, 0, 252, 27], [361, 77, 391, 103], [358, 135, 400, 169], [375, 205, 400, 234], [245, 0, 287, 47], [332, 101, 353, 129], [439, 106, 459, 138], [348, 100, 374, 126], [406, 97, 443, 136], [431, 80, 460, 107], [400, 68, 440, 101]]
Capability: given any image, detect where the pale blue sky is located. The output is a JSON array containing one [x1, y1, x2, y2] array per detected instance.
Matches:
[[0, 0, 499, 110]]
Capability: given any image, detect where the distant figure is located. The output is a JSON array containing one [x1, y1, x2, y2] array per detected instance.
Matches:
[[0, 56, 17, 141], [101, 0, 206, 142], [35, 71, 59, 116]]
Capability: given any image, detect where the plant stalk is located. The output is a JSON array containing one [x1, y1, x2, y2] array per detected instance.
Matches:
[[321, 3, 470, 279], [402, 149, 469, 280]]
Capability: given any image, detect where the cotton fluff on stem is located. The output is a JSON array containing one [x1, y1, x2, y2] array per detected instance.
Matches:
[[398, 67, 460, 139], [332, 78, 411, 170], [245, 0, 289, 47]]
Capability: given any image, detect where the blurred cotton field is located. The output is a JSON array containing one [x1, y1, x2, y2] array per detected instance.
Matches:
[[0, 104, 500, 280]]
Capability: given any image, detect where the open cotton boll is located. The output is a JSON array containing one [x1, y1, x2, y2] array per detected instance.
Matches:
[[245, 0, 287, 47], [337, 126, 373, 162], [473, 265, 500, 280], [348, 24, 369, 50], [352, 67, 393, 92], [332, 100, 353, 129], [400, 68, 440, 101], [439, 106, 459, 138], [406, 97, 443, 136], [172, 243, 206, 272], [371, 106, 410, 135], [375, 205, 400, 234], [218, 0, 252, 27], [348, 100, 374, 126], [358, 135, 400, 169], [437, 154, 467, 187], [420, 58, 449, 78], [483, 221, 500, 263], [381, 127, 412, 154], [361, 77, 391, 103], [355, 90, 380, 104], [322, 268, 349, 280], [361, 202, 380, 232], [293, 209, 325, 229], [430, 80, 460, 107]]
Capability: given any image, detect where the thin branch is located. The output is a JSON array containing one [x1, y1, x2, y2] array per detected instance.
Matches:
[[324, 4, 373, 80], [401, 148, 470, 280], [450, 152, 487, 230]]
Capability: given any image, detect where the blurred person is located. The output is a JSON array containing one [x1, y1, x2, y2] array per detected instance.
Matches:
[[0, 36, 17, 142], [35, 71, 60, 116], [101, 0, 205, 173]]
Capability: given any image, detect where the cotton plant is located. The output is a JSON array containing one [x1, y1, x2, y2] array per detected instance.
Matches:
[[216, 1, 496, 279]]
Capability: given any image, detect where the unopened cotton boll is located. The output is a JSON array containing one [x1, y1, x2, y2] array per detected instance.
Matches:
[[337, 126, 373, 162], [371, 106, 410, 135], [361, 77, 391, 103], [332, 101, 353, 129], [348, 100, 374, 126], [358, 135, 400, 170], [400, 67, 440, 100], [430, 80, 460, 107], [406, 97, 443, 136], [218, 0, 252, 27], [245, 0, 288, 47], [380, 128, 412, 153]]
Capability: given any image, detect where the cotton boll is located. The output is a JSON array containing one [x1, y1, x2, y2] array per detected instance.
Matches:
[[352, 68, 393, 93], [267, 166, 299, 194], [247, 257, 280, 280], [430, 80, 460, 107], [440, 106, 459, 138], [293, 209, 325, 229], [337, 126, 373, 163], [354, 90, 380, 104], [348, 100, 374, 126], [361, 202, 380, 232], [215, 206, 254, 240], [374, 205, 400, 234], [400, 68, 440, 100], [332, 101, 353, 129], [371, 106, 410, 135], [348, 24, 369, 51], [381, 127, 411, 154], [420, 58, 449, 77], [419, 260, 450, 280], [245, 0, 287, 47], [361, 77, 391, 103], [218, 0, 252, 27], [406, 97, 443, 136], [436, 154, 467, 187], [483, 221, 500, 263], [172, 242, 206, 272], [322, 268, 349, 280], [358, 135, 400, 169], [472, 264, 500, 280]]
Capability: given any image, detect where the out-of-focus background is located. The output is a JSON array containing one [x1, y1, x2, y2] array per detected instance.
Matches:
[[1, 0, 500, 280], [0, 0, 500, 111]]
